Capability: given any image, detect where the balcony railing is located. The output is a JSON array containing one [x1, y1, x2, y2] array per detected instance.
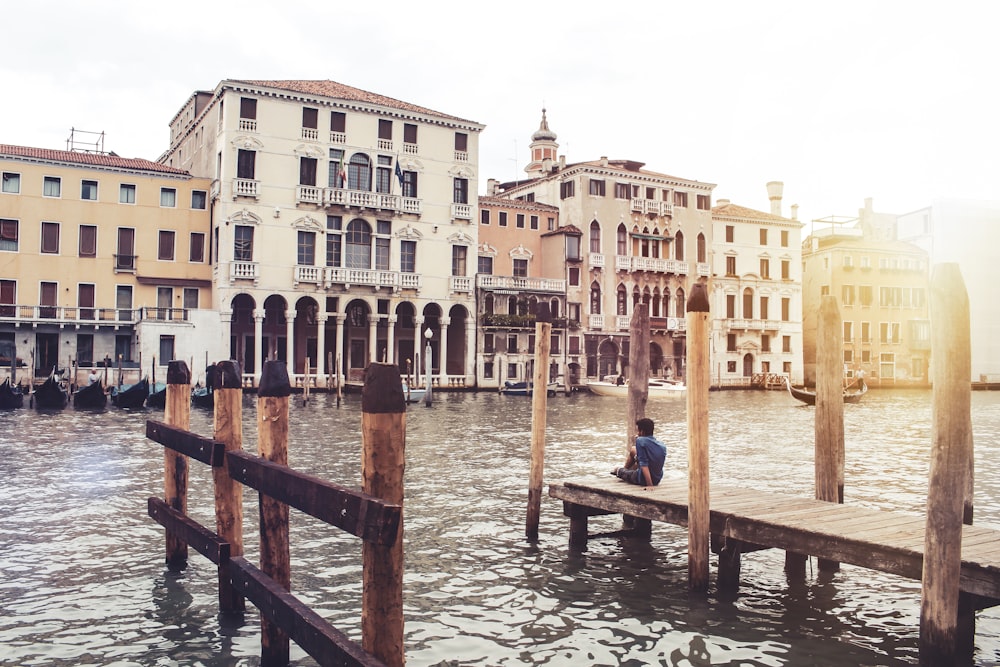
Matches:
[[0, 304, 141, 325], [589, 314, 605, 330], [697, 262, 711, 277], [403, 142, 418, 155], [616, 315, 630, 330], [294, 265, 324, 286], [378, 139, 393, 151], [329, 131, 346, 144], [140, 307, 189, 322], [630, 198, 674, 217], [476, 275, 566, 293], [617, 255, 689, 274], [480, 314, 578, 329], [589, 253, 605, 269], [450, 276, 473, 292], [323, 187, 422, 215], [301, 127, 319, 141], [238, 118, 257, 132], [230, 261, 260, 282], [326, 267, 398, 290], [399, 272, 421, 290], [451, 203, 472, 220], [296, 185, 322, 204], [233, 178, 259, 199], [454, 151, 469, 162], [114, 254, 137, 273]]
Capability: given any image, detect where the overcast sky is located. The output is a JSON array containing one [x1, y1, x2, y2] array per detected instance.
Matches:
[[4, 1, 998, 232]]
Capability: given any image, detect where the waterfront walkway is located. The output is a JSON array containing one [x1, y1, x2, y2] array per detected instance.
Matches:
[[549, 477, 1000, 601]]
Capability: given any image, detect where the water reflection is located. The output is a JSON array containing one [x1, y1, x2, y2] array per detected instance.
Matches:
[[0, 389, 998, 665]]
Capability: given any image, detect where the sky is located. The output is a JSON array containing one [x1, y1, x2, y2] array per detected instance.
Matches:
[[4, 1, 999, 233]]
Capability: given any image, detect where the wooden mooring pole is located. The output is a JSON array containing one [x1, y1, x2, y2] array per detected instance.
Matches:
[[920, 263, 973, 666], [257, 360, 292, 665], [213, 360, 245, 613], [163, 360, 191, 570], [686, 284, 711, 592], [361, 363, 406, 667], [526, 303, 552, 541], [623, 304, 651, 538], [815, 295, 844, 572]]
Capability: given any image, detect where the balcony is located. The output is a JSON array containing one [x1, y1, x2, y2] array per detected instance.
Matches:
[[238, 118, 257, 132], [301, 127, 319, 141], [589, 253, 605, 269], [451, 203, 472, 221], [294, 265, 324, 286], [329, 131, 346, 144], [378, 139, 393, 151], [589, 314, 605, 330], [728, 319, 764, 331], [697, 262, 711, 277], [114, 254, 137, 273], [0, 304, 140, 326], [480, 314, 577, 329], [455, 151, 469, 162], [140, 307, 189, 322], [630, 198, 674, 217], [326, 267, 399, 290], [296, 185, 322, 205], [617, 255, 689, 275], [233, 178, 259, 199], [476, 275, 566, 293], [323, 187, 422, 215], [403, 142, 418, 155], [399, 272, 421, 290], [616, 315, 630, 330], [450, 276, 472, 293], [231, 261, 260, 283]]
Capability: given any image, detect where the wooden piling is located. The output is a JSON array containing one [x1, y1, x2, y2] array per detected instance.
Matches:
[[815, 295, 844, 572], [627, 304, 650, 449], [163, 360, 191, 570], [686, 283, 711, 592], [920, 263, 973, 666], [256, 360, 292, 665], [361, 363, 406, 667], [526, 303, 552, 541], [213, 360, 245, 613]]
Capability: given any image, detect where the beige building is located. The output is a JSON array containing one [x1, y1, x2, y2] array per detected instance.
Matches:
[[711, 182, 805, 387], [0, 143, 212, 387], [488, 111, 715, 381], [802, 200, 930, 386], [161, 79, 485, 386], [475, 196, 576, 389]]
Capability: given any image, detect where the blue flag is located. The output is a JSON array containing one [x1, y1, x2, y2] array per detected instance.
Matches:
[[395, 160, 404, 189]]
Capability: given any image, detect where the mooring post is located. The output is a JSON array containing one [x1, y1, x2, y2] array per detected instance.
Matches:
[[256, 360, 291, 666], [361, 363, 406, 667], [686, 283, 711, 592], [920, 263, 973, 666], [213, 360, 245, 614], [163, 360, 191, 570], [526, 303, 552, 541], [815, 295, 844, 572], [623, 304, 652, 538]]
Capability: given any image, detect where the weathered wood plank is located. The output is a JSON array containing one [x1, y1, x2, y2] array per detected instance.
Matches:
[[227, 450, 401, 546], [147, 497, 230, 565], [147, 419, 224, 466], [228, 557, 388, 667]]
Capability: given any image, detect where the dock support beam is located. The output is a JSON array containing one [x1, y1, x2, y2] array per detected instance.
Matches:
[[163, 360, 191, 570], [686, 283, 711, 592], [815, 295, 844, 572]]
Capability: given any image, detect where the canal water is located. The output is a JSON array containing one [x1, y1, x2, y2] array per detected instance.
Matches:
[[1, 387, 999, 666]]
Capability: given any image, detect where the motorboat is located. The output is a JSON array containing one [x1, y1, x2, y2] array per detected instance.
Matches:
[[402, 381, 427, 404], [786, 375, 867, 406], [587, 377, 686, 398], [499, 380, 559, 397]]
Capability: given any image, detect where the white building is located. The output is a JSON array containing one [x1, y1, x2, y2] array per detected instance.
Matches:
[[161, 79, 484, 386]]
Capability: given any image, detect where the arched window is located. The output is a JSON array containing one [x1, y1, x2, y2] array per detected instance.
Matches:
[[345, 219, 372, 268], [508, 296, 517, 314], [527, 296, 538, 315], [743, 287, 754, 319], [697, 233, 707, 263], [590, 281, 602, 315], [663, 289, 671, 318], [675, 287, 686, 317], [652, 287, 661, 317], [347, 153, 372, 191], [674, 230, 685, 261], [589, 220, 601, 253], [549, 298, 560, 318], [642, 287, 652, 308], [617, 284, 628, 316], [484, 295, 494, 315], [617, 223, 628, 255]]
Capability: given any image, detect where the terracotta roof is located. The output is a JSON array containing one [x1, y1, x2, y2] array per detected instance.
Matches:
[[712, 202, 794, 223], [0, 144, 190, 175], [542, 224, 582, 237], [479, 195, 560, 213], [230, 79, 480, 126]]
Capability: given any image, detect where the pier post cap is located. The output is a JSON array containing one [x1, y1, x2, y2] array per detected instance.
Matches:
[[687, 282, 710, 313], [215, 360, 242, 388], [362, 363, 405, 414], [259, 360, 292, 397], [166, 360, 191, 385]]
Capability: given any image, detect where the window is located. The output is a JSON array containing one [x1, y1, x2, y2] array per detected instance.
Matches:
[[726, 294, 736, 318], [590, 282, 601, 314], [843, 284, 855, 306], [674, 231, 684, 261], [78, 284, 95, 319], [404, 123, 417, 145], [551, 334, 561, 354], [569, 266, 580, 286], [760, 258, 770, 279], [189, 233, 205, 262], [116, 285, 133, 320], [81, 180, 98, 201], [237, 149, 256, 179], [697, 233, 706, 263], [483, 333, 495, 354], [725, 225, 734, 243], [348, 154, 373, 191], [1, 172, 19, 194], [760, 296, 769, 320], [191, 190, 207, 209], [481, 210, 490, 225], [859, 285, 873, 306], [478, 255, 493, 274], [759, 228, 768, 245], [844, 321, 854, 342], [726, 256, 736, 276], [302, 107, 318, 130], [781, 260, 790, 280], [843, 254, 854, 268], [234, 225, 254, 262], [331, 111, 346, 133], [345, 219, 372, 269], [762, 334, 771, 352], [743, 288, 753, 319], [589, 221, 601, 253], [240, 97, 257, 119], [516, 214, 525, 229], [673, 191, 688, 207], [79, 225, 97, 258], [0, 219, 18, 251], [41, 222, 60, 254], [375, 221, 390, 271], [588, 179, 605, 196], [76, 334, 94, 365], [120, 183, 136, 204], [616, 224, 627, 255], [498, 212, 508, 227], [378, 119, 393, 141], [782, 335, 792, 353], [0, 280, 14, 316], [296, 231, 315, 265], [566, 235, 581, 261], [116, 228, 135, 270], [157, 231, 175, 261], [781, 230, 789, 247], [401, 240, 416, 273], [159, 335, 175, 363], [453, 178, 469, 204], [727, 334, 736, 352], [513, 258, 527, 277], [861, 321, 871, 343], [183, 288, 199, 310], [454, 132, 468, 152], [401, 170, 418, 198], [300, 157, 317, 186], [43, 176, 61, 197], [560, 180, 575, 199], [615, 182, 630, 199], [160, 188, 176, 207], [39, 281, 57, 317], [781, 297, 790, 321], [727, 361, 737, 373], [326, 216, 342, 267], [696, 194, 711, 210], [507, 336, 518, 354], [452, 246, 467, 276]]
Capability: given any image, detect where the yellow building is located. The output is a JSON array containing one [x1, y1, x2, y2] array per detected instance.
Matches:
[[0, 143, 212, 387]]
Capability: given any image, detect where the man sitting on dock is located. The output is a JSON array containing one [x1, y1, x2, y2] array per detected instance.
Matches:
[[611, 417, 667, 488]]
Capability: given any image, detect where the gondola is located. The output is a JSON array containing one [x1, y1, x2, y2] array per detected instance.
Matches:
[[786, 376, 867, 406], [110, 377, 149, 409], [33, 373, 69, 409], [146, 382, 166, 409], [0, 377, 24, 409], [191, 364, 217, 409], [73, 380, 108, 409]]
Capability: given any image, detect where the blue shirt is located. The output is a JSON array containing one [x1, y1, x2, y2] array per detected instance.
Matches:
[[635, 435, 667, 485]]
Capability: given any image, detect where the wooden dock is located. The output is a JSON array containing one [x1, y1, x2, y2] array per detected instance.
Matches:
[[548, 477, 1000, 602]]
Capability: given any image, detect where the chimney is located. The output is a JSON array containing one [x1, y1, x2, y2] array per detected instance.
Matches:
[[600, 156, 609, 167], [717, 198, 730, 207], [790, 204, 799, 221], [487, 178, 499, 196], [766, 181, 784, 217]]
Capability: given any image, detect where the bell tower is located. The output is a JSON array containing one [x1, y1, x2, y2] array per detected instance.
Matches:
[[525, 108, 558, 175]]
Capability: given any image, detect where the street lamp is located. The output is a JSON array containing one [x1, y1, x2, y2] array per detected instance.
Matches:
[[423, 327, 433, 406]]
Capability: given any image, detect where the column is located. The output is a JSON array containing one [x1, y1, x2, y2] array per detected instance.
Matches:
[[413, 317, 424, 386], [386, 315, 397, 366], [464, 317, 476, 386], [334, 314, 346, 387], [316, 315, 328, 378], [253, 309, 265, 385], [439, 317, 450, 386], [367, 314, 379, 366], [284, 309, 295, 378]]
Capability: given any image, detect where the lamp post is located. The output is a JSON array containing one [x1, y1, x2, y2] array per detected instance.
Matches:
[[424, 327, 433, 407]]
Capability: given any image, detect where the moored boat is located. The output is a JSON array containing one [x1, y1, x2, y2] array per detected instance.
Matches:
[[0, 377, 24, 409], [146, 382, 166, 408], [402, 382, 427, 404], [786, 375, 867, 406], [499, 380, 559, 397], [33, 373, 69, 409], [110, 377, 149, 409], [73, 380, 107, 409], [587, 378, 687, 398]]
